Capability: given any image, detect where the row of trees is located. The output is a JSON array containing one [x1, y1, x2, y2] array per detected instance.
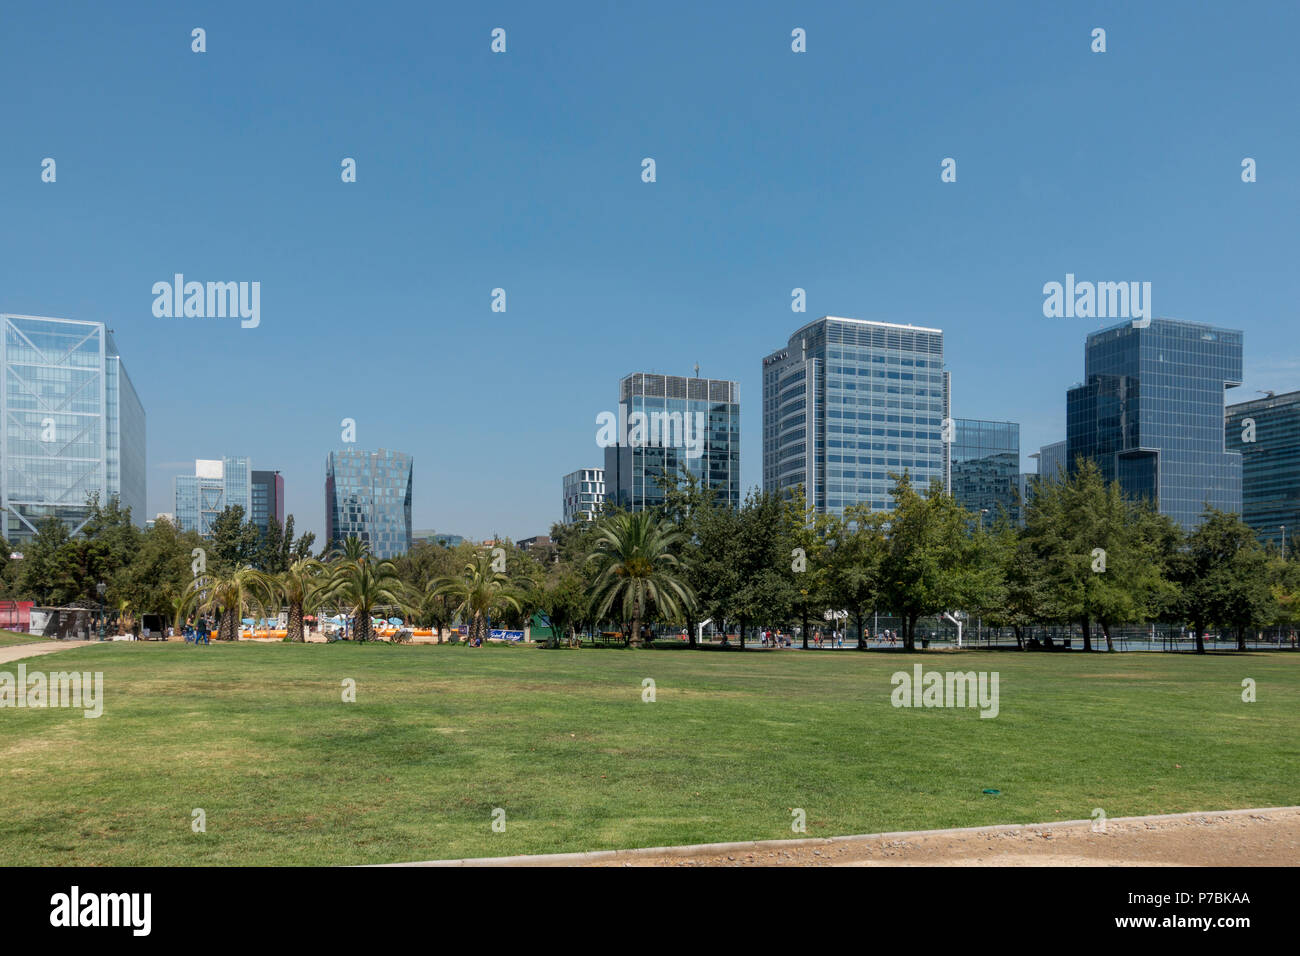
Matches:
[[527, 460, 1300, 654], [6, 460, 1299, 655]]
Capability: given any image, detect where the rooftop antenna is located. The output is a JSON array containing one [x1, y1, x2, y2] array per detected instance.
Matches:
[[694, 362, 700, 379], [1259, 390, 1276, 399]]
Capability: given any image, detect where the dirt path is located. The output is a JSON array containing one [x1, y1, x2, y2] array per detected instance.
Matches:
[[0, 641, 96, 665], [609, 808, 1300, 867]]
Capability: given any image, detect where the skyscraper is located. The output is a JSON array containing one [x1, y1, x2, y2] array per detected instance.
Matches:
[[174, 457, 252, 536], [1066, 318, 1243, 530], [1035, 440, 1068, 481], [951, 419, 1021, 525], [763, 316, 946, 514], [603, 373, 739, 512], [325, 448, 413, 558], [1, 314, 145, 540], [250, 469, 285, 533], [562, 467, 605, 523], [1225, 390, 1300, 551]]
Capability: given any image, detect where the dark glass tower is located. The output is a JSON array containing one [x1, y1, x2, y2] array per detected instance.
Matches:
[[603, 373, 740, 511], [325, 448, 413, 558], [1225, 390, 1300, 551], [951, 419, 1021, 524], [1065, 318, 1242, 530]]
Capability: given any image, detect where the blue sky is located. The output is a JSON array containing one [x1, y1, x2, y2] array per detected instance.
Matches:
[[2, 1, 1297, 542]]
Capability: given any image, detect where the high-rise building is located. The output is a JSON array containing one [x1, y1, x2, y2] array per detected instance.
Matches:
[[1, 314, 145, 540], [174, 457, 252, 536], [951, 419, 1021, 524], [250, 469, 285, 533], [1066, 318, 1242, 530], [325, 448, 413, 558], [603, 373, 739, 512], [763, 316, 945, 514], [1226, 390, 1300, 551], [562, 467, 605, 523], [1035, 440, 1068, 480]]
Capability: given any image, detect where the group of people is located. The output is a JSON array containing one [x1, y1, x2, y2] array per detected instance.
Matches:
[[182, 617, 211, 645]]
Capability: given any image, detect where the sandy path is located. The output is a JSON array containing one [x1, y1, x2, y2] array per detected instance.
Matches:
[[610, 808, 1300, 867], [0, 641, 97, 665]]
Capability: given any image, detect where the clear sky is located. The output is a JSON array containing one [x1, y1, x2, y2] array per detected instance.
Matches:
[[2, 1, 1297, 542]]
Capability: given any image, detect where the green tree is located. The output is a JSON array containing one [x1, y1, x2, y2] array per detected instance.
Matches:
[[183, 566, 277, 641], [1176, 508, 1273, 653], [432, 551, 523, 643], [587, 511, 694, 648], [278, 558, 328, 642]]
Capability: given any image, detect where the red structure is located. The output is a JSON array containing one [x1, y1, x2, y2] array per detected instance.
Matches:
[[0, 600, 34, 632]]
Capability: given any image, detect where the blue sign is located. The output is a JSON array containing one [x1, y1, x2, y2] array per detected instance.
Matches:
[[490, 629, 525, 642]]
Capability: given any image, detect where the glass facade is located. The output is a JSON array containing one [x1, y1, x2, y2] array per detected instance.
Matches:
[[1036, 440, 1068, 481], [603, 374, 740, 511], [1225, 390, 1300, 551], [325, 448, 413, 558], [951, 419, 1021, 524], [1, 314, 146, 540], [250, 469, 285, 532], [763, 316, 946, 514], [174, 457, 252, 537], [1066, 318, 1242, 530], [562, 467, 605, 523]]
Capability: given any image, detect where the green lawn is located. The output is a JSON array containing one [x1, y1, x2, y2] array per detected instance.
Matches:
[[0, 642, 1296, 865], [0, 629, 45, 647]]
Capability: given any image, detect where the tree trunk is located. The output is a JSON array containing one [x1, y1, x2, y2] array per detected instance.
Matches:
[[855, 609, 867, 651], [356, 612, 373, 643], [288, 601, 304, 642], [1237, 626, 1247, 652], [1102, 622, 1115, 653], [801, 605, 809, 650], [219, 608, 238, 641], [1081, 618, 1093, 652], [1013, 624, 1024, 649], [630, 595, 643, 648], [737, 617, 745, 651]]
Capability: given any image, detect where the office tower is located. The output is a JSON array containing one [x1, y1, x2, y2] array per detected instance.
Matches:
[[0, 314, 145, 540], [763, 316, 945, 514], [174, 457, 252, 536], [1066, 318, 1242, 530], [603, 373, 740, 512], [1035, 440, 1068, 480], [1226, 390, 1300, 551], [413, 529, 464, 548], [562, 467, 605, 523], [951, 419, 1021, 525], [325, 448, 413, 558], [250, 469, 285, 533]]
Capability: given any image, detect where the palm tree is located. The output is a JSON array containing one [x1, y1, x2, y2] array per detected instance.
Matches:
[[432, 551, 523, 643], [182, 567, 277, 641], [278, 558, 327, 642], [587, 511, 695, 648], [331, 535, 371, 565], [323, 556, 406, 642]]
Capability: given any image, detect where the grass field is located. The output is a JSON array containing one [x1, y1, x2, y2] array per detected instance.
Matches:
[[0, 641, 1296, 865], [0, 629, 46, 647]]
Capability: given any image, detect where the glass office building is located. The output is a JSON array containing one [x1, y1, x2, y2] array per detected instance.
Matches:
[[562, 467, 605, 523], [951, 419, 1021, 524], [1035, 440, 1068, 481], [603, 374, 740, 511], [174, 457, 252, 536], [1225, 390, 1300, 551], [763, 316, 946, 514], [250, 469, 284, 533], [1, 314, 145, 540], [1066, 318, 1242, 530], [325, 448, 413, 558]]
